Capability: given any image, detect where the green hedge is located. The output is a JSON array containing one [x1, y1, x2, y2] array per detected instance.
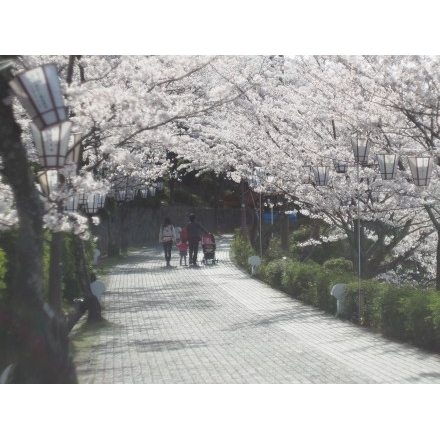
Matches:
[[344, 282, 440, 350], [0, 229, 96, 306], [232, 232, 440, 353], [230, 229, 255, 270], [258, 257, 339, 314]]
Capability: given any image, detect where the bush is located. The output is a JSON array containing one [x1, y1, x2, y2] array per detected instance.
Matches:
[[399, 289, 440, 350], [281, 260, 320, 301], [323, 258, 353, 273], [260, 259, 286, 290], [231, 230, 255, 272], [344, 279, 393, 328], [264, 237, 284, 261]]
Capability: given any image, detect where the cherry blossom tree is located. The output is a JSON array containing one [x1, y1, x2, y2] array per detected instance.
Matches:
[[174, 55, 440, 286], [0, 55, 268, 382]]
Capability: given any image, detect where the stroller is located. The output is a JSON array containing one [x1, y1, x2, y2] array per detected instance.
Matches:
[[201, 233, 218, 265]]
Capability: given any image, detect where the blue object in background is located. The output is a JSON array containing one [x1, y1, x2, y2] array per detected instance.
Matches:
[[262, 212, 297, 224]]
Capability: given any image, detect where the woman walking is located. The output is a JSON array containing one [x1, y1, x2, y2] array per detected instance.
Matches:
[[159, 217, 176, 267]]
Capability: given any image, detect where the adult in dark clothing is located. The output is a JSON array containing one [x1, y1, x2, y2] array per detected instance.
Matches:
[[186, 213, 209, 266]]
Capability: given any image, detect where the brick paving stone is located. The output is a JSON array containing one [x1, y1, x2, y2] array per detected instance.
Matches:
[[73, 234, 440, 384]]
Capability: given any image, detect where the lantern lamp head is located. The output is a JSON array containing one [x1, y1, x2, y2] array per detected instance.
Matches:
[[376, 154, 398, 180], [351, 135, 370, 166], [408, 156, 433, 186], [9, 63, 69, 130]]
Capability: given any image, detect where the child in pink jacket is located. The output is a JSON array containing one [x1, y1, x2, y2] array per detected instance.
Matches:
[[176, 240, 189, 266]]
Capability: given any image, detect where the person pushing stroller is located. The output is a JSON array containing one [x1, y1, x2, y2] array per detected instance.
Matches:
[[185, 213, 210, 267]]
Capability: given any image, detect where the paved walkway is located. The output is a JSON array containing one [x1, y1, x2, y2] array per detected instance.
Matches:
[[73, 234, 440, 383]]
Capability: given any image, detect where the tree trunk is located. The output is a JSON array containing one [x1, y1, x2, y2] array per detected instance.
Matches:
[[437, 229, 440, 291], [48, 231, 64, 317], [240, 180, 249, 240], [73, 235, 102, 322], [425, 206, 440, 291], [280, 212, 289, 252], [120, 204, 129, 252], [0, 61, 77, 383]]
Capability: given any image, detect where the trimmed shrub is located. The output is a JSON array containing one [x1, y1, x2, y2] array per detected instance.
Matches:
[[231, 230, 255, 272], [260, 259, 286, 290], [399, 289, 440, 350], [265, 237, 284, 261], [323, 258, 353, 273], [281, 260, 320, 302]]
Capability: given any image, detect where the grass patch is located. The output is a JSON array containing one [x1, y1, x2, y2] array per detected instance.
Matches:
[[70, 317, 115, 384]]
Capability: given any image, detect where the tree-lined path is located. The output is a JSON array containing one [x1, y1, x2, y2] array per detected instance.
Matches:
[[73, 235, 440, 384]]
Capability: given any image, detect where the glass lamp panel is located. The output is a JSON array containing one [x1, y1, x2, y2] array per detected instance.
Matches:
[[96, 194, 106, 209], [333, 159, 348, 173], [65, 195, 79, 212], [314, 166, 329, 186], [9, 63, 68, 129], [85, 195, 97, 214], [376, 154, 398, 180], [140, 188, 149, 198], [408, 156, 433, 186], [31, 121, 72, 169], [85, 194, 106, 214], [66, 132, 83, 165], [37, 169, 60, 197], [116, 190, 126, 202], [78, 193, 87, 206], [351, 136, 370, 165], [126, 190, 135, 201]]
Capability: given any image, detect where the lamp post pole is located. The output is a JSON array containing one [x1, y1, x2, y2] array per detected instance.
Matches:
[[240, 179, 248, 239], [356, 159, 362, 321], [259, 191, 263, 259]]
